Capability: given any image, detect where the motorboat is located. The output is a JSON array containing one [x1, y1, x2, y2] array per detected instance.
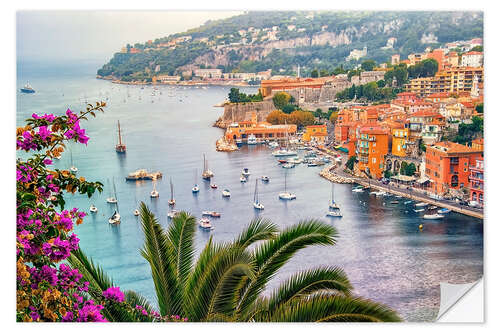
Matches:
[[437, 208, 451, 214], [108, 211, 121, 225], [240, 176, 247, 182], [326, 210, 342, 217], [210, 183, 218, 189], [70, 166, 78, 174], [282, 163, 295, 169], [261, 176, 270, 182], [389, 200, 399, 204], [242, 168, 251, 176], [236, 139, 243, 147], [272, 149, 297, 157], [89, 205, 98, 213], [415, 202, 428, 207], [352, 186, 364, 193], [106, 197, 117, 204], [423, 214, 444, 220], [413, 209, 425, 213], [247, 134, 257, 145], [20, 82, 35, 93], [278, 159, 288, 164], [199, 217, 213, 230], [210, 211, 221, 218], [167, 210, 179, 219], [192, 185, 200, 193], [133, 209, 140, 216], [404, 200, 413, 205], [222, 189, 231, 197], [429, 206, 438, 210], [268, 141, 279, 148]]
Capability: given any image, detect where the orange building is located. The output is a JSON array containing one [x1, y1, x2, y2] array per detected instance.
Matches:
[[471, 138, 484, 150], [302, 125, 328, 144], [357, 125, 390, 179], [469, 157, 484, 207], [391, 126, 410, 157], [425, 141, 483, 195], [224, 113, 297, 143]]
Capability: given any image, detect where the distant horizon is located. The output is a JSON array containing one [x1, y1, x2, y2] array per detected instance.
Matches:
[[17, 11, 242, 63]]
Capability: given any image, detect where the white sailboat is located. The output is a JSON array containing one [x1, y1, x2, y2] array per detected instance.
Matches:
[[278, 171, 296, 200], [272, 120, 297, 157], [168, 178, 175, 206], [69, 149, 78, 174], [192, 169, 200, 193], [108, 187, 121, 225], [201, 154, 214, 180], [329, 183, 340, 209], [89, 204, 98, 213], [106, 178, 118, 204], [167, 210, 179, 219], [253, 179, 264, 210], [150, 178, 159, 198]]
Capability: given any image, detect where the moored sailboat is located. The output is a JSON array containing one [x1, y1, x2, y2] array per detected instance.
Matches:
[[278, 171, 296, 200], [253, 179, 264, 210], [329, 182, 340, 209], [115, 120, 126, 153], [201, 154, 214, 180], [168, 178, 175, 206], [150, 178, 159, 198]]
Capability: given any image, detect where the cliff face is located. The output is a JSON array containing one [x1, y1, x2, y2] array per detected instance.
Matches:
[[214, 100, 276, 128]]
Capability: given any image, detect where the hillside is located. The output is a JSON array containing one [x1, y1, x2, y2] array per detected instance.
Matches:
[[97, 11, 483, 80]]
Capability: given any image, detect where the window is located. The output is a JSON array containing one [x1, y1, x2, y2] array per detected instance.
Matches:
[[372, 158, 376, 163], [464, 168, 467, 172]]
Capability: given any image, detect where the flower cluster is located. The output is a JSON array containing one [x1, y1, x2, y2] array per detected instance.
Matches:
[[102, 287, 125, 303]]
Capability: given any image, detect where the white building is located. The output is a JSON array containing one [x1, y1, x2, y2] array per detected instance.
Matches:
[[461, 51, 483, 68], [346, 47, 367, 61], [194, 68, 223, 79]]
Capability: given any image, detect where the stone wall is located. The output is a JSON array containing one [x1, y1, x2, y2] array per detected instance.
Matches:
[[214, 100, 276, 128]]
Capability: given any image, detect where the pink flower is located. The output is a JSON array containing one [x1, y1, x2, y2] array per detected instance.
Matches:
[[102, 286, 125, 303]]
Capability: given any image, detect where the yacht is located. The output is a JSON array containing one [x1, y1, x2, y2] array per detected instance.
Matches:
[[272, 149, 298, 157], [326, 210, 342, 217], [89, 204, 98, 213], [201, 154, 214, 180], [199, 217, 213, 230], [423, 213, 444, 220], [222, 189, 231, 197], [247, 134, 257, 145], [20, 82, 35, 93]]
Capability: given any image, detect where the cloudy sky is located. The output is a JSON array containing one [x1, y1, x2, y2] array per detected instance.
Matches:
[[17, 11, 241, 63]]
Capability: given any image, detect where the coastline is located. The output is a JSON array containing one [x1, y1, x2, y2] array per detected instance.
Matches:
[[96, 75, 254, 88]]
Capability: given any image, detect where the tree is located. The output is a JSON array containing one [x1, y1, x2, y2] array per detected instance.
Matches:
[[229, 88, 240, 103], [77, 204, 401, 322], [475, 103, 483, 114], [376, 80, 386, 88], [266, 110, 288, 125], [311, 69, 319, 78], [346, 156, 356, 171], [361, 60, 376, 71], [329, 111, 339, 124], [384, 170, 393, 179], [319, 69, 330, 77], [405, 163, 416, 176], [272, 92, 292, 110], [282, 104, 297, 114]]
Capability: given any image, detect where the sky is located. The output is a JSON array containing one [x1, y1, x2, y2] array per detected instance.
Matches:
[[17, 11, 241, 63]]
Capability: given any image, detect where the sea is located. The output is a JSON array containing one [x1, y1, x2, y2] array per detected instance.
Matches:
[[16, 59, 483, 322]]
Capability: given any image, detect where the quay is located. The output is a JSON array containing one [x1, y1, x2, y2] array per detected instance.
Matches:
[[125, 169, 162, 181], [316, 151, 484, 220]]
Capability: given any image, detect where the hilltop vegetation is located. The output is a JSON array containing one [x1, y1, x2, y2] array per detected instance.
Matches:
[[98, 11, 483, 80]]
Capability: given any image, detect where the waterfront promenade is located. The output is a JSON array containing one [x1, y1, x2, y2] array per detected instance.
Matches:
[[316, 148, 484, 220]]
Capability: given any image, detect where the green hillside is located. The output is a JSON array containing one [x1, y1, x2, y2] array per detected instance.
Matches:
[[97, 11, 483, 80]]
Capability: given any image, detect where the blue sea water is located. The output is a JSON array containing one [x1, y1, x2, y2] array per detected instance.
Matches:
[[16, 60, 483, 322]]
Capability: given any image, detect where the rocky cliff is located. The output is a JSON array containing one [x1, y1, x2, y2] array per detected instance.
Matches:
[[213, 100, 276, 128]]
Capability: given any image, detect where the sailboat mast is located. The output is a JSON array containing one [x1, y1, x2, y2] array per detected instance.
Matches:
[[331, 182, 334, 203], [118, 121, 123, 146], [170, 178, 174, 200], [284, 171, 287, 192], [254, 179, 258, 203], [113, 178, 119, 212]]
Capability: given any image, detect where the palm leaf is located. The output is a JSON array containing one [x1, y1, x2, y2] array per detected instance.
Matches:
[[67, 246, 113, 295], [233, 218, 278, 249], [265, 293, 402, 322], [139, 202, 181, 316], [167, 211, 196, 286], [236, 220, 338, 317]]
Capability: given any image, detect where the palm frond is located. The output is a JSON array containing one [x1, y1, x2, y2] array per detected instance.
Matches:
[[124, 290, 156, 314], [167, 211, 196, 285], [264, 293, 402, 322], [266, 266, 352, 312], [139, 202, 181, 316], [67, 246, 113, 295], [233, 218, 278, 249], [236, 220, 338, 317]]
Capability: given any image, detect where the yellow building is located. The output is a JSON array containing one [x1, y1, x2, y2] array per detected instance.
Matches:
[[391, 127, 410, 157], [302, 125, 328, 145]]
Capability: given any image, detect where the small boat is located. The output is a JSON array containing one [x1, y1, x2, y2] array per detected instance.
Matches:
[[390, 200, 399, 204], [253, 179, 264, 210], [437, 208, 451, 214], [236, 139, 243, 147], [222, 189, 231, 197], [115, 120, 126, 153], [352, 186, 364, 193], [201, 154, 214, 180], [150, 179, 159, 198], [261, 175, 270, 182], [210, 183, 218, 189], [242, 168, 251, 176], [247, 134, 257, 145], [240, 176, 247, 183], [20, 82, 35, 93], [106, 197, 117, 204], [192, 169, 200, 193], [326, 210, 342, 217], [278, 159, 288, 164], [272, 149, 297, 157], [282, 163, 295, 169], [404, 200, 413, 205], [168, 178, 175, 206], [167, 210, 179, 219], [106, 178, 118, 204], [278, 172, 296, 200], [133, 209, 140, 216], [269, 141, 279, 148], [415, 202, 428, 208], [307, 161, 319, 167], [414, 209, 425, 213], [210, 211, 221, 218], [370, 191, 386, 196], [423, 214, 444, 220], [69, 150, 77, 174], [329, 183, 340, 209], [429, 205, 438, 210], [202, 211, 213, 216], [108, 210, 121, 225], [199, 217, 213, 230], [89, 205, 98, 213]]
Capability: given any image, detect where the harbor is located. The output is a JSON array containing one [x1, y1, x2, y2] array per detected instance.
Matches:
[[16, 60, 483, 321]]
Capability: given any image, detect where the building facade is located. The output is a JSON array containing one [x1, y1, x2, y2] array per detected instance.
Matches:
[[356, 126, 389, 179], [469, 157, 484, 207]]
